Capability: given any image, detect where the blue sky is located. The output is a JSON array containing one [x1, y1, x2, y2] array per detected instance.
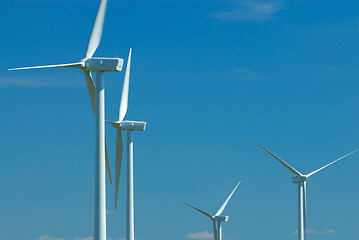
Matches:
[[0, 0, 358, 240]]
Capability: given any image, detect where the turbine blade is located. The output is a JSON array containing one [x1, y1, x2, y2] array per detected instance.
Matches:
[[114, 130, 123, 210], [85, 0, 108, 58], [183, 202, 213, 220], [84, 70, 112, 184], [251, 139, 303, 177], [8, 62, 84, 71], [213, 221, 218, 240], [306, 149, 359, 177], [105, 141, 112, 184], [118, 48, 132, 122], [84, 71, 96, 115], [215, 181, 241, 216]]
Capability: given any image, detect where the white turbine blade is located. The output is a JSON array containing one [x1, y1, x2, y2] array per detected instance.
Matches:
[[183, 202, 213, 220], [114, 130, 123, 209], [84, 70, 112, 184], [84, 71, 96, 115], [85, 0, 108, 58], [8, 62, 84, 71], [118, 48, 132, 122], [104, 141, 112, 184], [306, 149, 359, 178], [213, 221, 218, 240], [215, 181, 241, 217], [251, 139, 303, 177]]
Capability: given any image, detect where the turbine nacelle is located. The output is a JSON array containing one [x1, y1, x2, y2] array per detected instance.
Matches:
[[107, 120, 146, 131], [292, 175, 308, 184], [213, 215, 228, 222], [84, 57, 123, 72]]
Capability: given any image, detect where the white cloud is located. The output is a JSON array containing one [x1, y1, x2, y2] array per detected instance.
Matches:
[[38, 235, 65, 240], [37, 235, 134, 240], [0, 77, 84, 88], [117, 238, 139, 240], [293, 229, 316, 234], [323, 229, 335, 234], [38, 236, 96, 240], [186, 231, 214, 239], [214, 1, 284, 21], [106, 209, 116, 215]]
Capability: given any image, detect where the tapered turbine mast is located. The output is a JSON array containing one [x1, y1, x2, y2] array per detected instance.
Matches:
[[9, 1, 124, 240], [107, 48, 146, 240], [184, 181, 241, 240], [252, 139, 358, 240]]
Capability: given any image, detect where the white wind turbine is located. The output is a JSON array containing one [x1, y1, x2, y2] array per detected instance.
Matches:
[[184, 181, 241, 240], [252, 140, 358, 240], [107, 48, 146, 240], [9, 1, 122, 240]]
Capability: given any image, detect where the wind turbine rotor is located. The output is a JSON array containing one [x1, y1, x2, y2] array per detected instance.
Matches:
[[8, 0, 122, 185]]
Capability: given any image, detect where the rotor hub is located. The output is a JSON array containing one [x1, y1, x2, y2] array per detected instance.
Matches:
[[292, 175, 307, 184]]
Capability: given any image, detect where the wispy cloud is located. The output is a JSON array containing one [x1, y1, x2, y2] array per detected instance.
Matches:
[[293, 229, 337, 235], [293, 229, 316, 234], [38, 235, 65, 240], [214, 1, 285, 21], [106, 209, 116, 215], [186, 231, 214, 239], [0, 77, 85, 88], [38, 236, 139, 240], [323, 229, 335, 235], [38, 236, 94, 240], [288, 25, 359, 34]]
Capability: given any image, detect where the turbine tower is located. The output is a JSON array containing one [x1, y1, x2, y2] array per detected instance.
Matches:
[[107, 48, 146, 240], [252, 140, 358, 240], [184, 181, 241, 240], [9, 1, 122, 240]]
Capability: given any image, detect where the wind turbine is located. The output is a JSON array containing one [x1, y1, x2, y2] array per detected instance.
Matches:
[[9, 1, 122, 240], [184, 181, 241, 240], [107, 48, 146, 240], [252, 139, 358, 240]]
